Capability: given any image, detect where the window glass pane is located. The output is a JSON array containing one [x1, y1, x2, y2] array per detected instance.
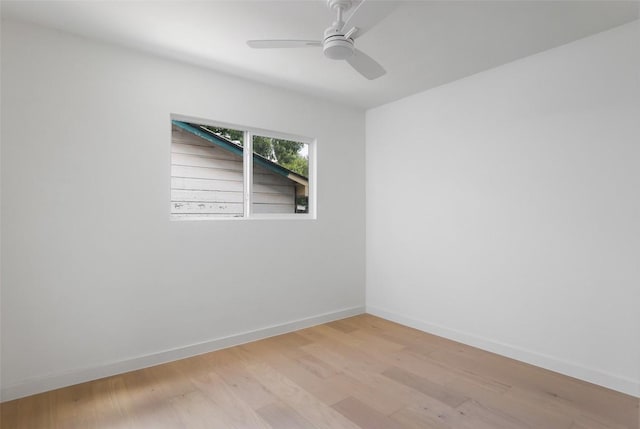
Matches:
[[171, 120, 244, 218], [252, 134, 309, 214]]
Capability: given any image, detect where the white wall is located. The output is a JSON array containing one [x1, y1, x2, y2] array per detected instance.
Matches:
[[366, 21, 640, 397], [0, 20, 365, 400]]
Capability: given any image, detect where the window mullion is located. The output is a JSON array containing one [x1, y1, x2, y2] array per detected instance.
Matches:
[[243, 130, 253, 218]]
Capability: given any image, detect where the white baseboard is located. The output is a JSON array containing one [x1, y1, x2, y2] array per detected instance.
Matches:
[[1, 306, 365, 402], [366, 305, 640, 398]]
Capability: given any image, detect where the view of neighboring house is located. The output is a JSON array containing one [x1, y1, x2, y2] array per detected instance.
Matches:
[[171, 120, 309, 218]]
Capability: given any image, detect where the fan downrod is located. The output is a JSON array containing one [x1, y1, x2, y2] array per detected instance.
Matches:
[[327, 0, 353, 14], [324, 0, 355, 60]]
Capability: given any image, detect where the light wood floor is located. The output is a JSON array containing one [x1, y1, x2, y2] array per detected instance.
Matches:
[[1, 315, 638, 428]]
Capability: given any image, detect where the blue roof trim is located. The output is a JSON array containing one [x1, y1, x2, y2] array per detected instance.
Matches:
[[172, 120, 306, 180], [172, 120, 243, 156]]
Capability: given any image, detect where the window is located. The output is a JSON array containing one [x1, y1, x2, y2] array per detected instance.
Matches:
[[252, 134, 310, 215], [170, 116, 315, 220]]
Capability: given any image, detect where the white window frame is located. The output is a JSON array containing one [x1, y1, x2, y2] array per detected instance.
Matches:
[[171, 114, 317, 220]]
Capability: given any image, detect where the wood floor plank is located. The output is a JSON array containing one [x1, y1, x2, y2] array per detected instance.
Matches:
[[301, 341, 460, 419], [183, 368, 271, 429], [2, 314, 637, 429], [392, 399, 534, 429], [426, 347, 638, 428], [142, 361, 198, 401], [332, 396, 406, 429], [309, 324, 366, 349], [325, 319, 359, 334], [11, 391, 54, 429], [390, 348, 512, 396], [237, 340, 345, 406], [385, 349, 578, 428], [570, 412, 632, 429], [118, 370, 182, 429], [168, 390, 241, 429], [0, 400, 18, 428], [382, 366, 470, 408], [390, 405, 455, 429], [348, 328, 407, 353], [294, 353, 338, 379], [326, 372, 407, 415], [347, 315, 467, 355], [298, 327, 390, 373], [230, 348, 362, 429], [508, 385, 631, 429], [89, 376, 135, 429], [209, 349, 278, 410], [453, 399, 534, 429], [256, 401, 319, 429]]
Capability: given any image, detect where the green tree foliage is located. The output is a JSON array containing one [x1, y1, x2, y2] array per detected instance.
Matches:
[[272, 139, 303, 165], [203, 126, 244, 144], [204, 126, 308, 177], [252, 135, 275, 159], [263, 138, 308, 177], [284, 155, 309, 177]]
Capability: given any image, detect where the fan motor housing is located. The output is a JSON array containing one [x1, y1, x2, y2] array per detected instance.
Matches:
[[323, 34, 354, 60]]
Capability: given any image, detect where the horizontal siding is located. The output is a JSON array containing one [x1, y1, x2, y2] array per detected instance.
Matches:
[[254, 173, 294, 186], [172, 153, 242, 171], [254, 164, 293, 186], [171, 165, 294, 186], [171, 190, 244, 203], [171, 142, 239, 161], [172, 189, 293, 205], [171, 202, 243, 215], [251, 192, 294, 205], [171, 213, 240, 219], [171, 124, 297, 217], [252, 203, 295, 214], [171, 205, 296, 216], [171, 177, 244, 193], [171, 177, 294, 195], [172, 144, 240, 162], [171, 165, 243, 182], [253, 182, 295, 195]]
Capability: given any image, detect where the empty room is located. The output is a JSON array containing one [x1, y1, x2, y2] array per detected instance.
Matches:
[[1, 1, 639, 428]]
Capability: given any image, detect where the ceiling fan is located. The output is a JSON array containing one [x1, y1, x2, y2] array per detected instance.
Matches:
[[247, 0, 388, 80]]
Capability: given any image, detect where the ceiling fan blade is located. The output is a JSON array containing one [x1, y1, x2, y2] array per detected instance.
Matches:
[[341, 0, 398, 39], [346, 49, 386, 80], [247, 40, 322, 49]]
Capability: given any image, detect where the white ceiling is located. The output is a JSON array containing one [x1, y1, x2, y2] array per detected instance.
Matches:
[[2, 0, 638, 109]]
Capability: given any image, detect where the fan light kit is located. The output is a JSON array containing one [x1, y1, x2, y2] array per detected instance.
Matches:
[[247, 0, 387, 80]]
